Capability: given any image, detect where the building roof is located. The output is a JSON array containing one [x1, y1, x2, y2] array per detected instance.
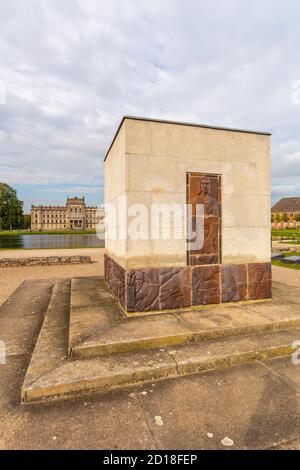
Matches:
[[31, 205, 65, 209], [67, 196, 85, 205], [104, 115, 272, 161], [272, 197, 300, 212]]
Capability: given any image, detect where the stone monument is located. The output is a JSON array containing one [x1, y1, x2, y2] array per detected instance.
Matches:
[[104, 116, 271, 314]]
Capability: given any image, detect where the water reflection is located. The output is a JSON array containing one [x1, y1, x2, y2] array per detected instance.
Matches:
[[0, 234, 105, 249]]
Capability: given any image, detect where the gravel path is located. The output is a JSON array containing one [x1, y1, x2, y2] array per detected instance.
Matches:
[[272, 264, 300, 288], [0, 248, 105, 305]]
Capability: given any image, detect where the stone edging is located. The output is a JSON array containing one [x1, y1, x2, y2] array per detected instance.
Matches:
[[0, 255, 92, 268]]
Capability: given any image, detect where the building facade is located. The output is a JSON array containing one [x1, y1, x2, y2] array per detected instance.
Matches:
[[31, 197, 101, 231], [271, 197, 300, 229]]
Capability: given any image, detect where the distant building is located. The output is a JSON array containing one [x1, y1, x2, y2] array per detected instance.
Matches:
[[271, 197, 300, 229], [31, 197, 102, 231]]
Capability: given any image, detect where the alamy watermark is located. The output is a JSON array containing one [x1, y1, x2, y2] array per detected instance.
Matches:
[[0, 340, 6, 365], [291, 80, 300, 104], [96, 196, 206, 251]]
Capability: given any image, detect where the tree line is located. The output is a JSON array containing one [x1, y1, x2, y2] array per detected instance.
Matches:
[[0, 183, 31, 231]]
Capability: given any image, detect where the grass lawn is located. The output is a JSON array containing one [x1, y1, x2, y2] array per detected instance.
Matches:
[[272, 229, 300, 236], [0, 230, 97, 236], [272, 229, 300, 245], [272, 251, 300, 270]]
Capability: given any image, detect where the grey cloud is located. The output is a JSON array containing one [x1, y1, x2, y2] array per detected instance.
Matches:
[[0, 0, 300, 200]]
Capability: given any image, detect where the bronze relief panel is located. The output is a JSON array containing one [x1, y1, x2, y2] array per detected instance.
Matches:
[[248, 263, 272, 300], [192, 265, 220, 305], [187, 173, 221, 266], [127, 269, 160, 312], [221, 264, 247, 303]]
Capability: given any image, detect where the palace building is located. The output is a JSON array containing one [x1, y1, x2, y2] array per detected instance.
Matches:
[[31, 197, 101, 231], [271, 197, 300, 229]]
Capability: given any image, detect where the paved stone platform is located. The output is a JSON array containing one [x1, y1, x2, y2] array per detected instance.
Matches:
[[20, 276, 300, 404], [2, 277, 300, 448], [69, 277, 300, 359]]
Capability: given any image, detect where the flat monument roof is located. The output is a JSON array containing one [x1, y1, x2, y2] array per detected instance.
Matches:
[[104, 115, 272, 161]]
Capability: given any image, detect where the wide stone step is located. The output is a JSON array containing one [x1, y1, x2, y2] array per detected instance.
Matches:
[[69, 278, 300, 359], [22, 307, 299, 403], [23, 332, 298, 404], [22, 278, 71, 400], [22, 276, 300, 404]]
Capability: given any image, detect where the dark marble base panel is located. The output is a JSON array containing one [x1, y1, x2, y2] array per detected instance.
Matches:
[[104, 254, 126, 308], [104, 254, 272, 313]]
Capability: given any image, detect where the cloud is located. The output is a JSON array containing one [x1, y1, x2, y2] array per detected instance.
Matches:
[[0, 0, 300, 209], [40, 186, 103, 194]]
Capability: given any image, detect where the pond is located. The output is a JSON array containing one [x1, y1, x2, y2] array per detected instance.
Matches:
[[0, 234, 105, 250]]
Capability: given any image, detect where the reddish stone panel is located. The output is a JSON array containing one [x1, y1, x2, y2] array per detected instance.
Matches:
[[104, 254, 112, 288], [221, 264, 247, 303], [104, 255, 126, 308], [187, 173, 221, 266], [248, 263, 272, 300], [105, 257, 272, 312], [126, 269, 160, 312], [159, 268, 191, 310], [114, 262, 126, 308], [189, 254, 219, 266], [192, 265, 220, 305]]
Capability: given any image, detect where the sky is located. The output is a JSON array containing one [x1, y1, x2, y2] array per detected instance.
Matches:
[[0, 0, 300, 212]]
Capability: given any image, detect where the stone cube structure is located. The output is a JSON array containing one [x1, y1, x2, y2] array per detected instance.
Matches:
[[104, 116, 271, 313]]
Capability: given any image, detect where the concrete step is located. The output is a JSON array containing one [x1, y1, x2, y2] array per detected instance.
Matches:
[[23, 333, 298, 405], [69, 278, 300, 359], [21, 278, 71, 400], [22, 280, 300, 403]]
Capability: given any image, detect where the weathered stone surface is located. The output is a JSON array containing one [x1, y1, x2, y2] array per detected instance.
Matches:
[[127, 269, 160, 312], [168, 329, 298, 376], [248, 263, 272, 300], [127, 267, 192, 312], [187, 173, 221, 266], [0, 279, 54, 356], [5, 275, 300, 449], [104, 254, 126, 308], [106, 256, 272, 312], [138, 361, 300, 450], [189, 254, 219, 266], [12, 275, 300, 406], [70, 278, 300, 358], [160, 268, 191, 310], [192, 265, 220, 305], [0, 256, 91, 268], [69, 277, 123, 354], [71, 312, 193, 358], [221, 264, 247, 303], [22, 290, 300, 403]]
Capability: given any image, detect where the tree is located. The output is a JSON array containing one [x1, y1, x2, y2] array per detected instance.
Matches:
[[23, 214, 31, 229], [0, 183, 24, 230], [275, 213, 281, 228]]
